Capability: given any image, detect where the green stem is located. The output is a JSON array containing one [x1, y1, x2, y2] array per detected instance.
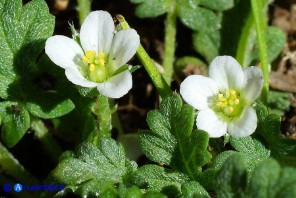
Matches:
[[0, 142, 39, 184], [163, 1, 177, 85], [77, 0, 91, 26], [115, 15, 172, 98], [31, 118, 62, 163], [250, 0, 269, 104], [88, 95, 113, 144]]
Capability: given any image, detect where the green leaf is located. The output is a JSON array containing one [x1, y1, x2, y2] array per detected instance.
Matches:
[[26, 92, 75, 119], [252, 26, 286, 63], [131, 164, 190, 197], [1, 103, 30, 148], [0, 0, 54, 100], [179, 181, 210, 198], [199, 0, 235, 11], [216, 156, 296, 197], [178, 4, 220, 33], [216, 154, 248, 198], [133, 0, 171, 18], [53, 139, 133, 197], [139, 94, 211, 180], [230, 136, 270, 174], [267, 90, 291, 116], [199, 151, 237, 190], [257, 114, 296, 166], [192, 31, 220, 63]]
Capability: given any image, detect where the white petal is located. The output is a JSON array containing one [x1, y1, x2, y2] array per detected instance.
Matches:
[[180, 75, 219, 110], [228, 107, 257, 137], [97, 71, 132, 98], [45, 35, 84, 69], [196, 109, 228, 138], [109, 29, 140, 68], [65, 68, 97, 88], [80, 11, 114, 53], [242, 66, 263, 104], [209, 56, 245, 90]]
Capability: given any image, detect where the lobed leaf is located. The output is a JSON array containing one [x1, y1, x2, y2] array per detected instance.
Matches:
[[139, 94, 211, 180]]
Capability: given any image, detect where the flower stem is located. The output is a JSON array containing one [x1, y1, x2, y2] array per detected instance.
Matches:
[[115, 15, 172, 98], [162, 1, 177, 85], [0, 142, 39, 184], [88, 95, 113, 145], [250, 0, 269, 104], [31, 118, 62, 163], [77, 0, 91, 26]]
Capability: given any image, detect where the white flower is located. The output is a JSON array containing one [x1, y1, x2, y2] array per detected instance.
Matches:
[[45, 11, 140, 98], [180, 56, 263, 138]]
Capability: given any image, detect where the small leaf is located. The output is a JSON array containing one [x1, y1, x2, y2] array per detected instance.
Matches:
[[252, 26, 286, 63], [139, 94, 211, 180], [216, 154, 248, 198], [133, 0, 171, 18], [26, 92, 75, 119], [178, 4, 220, 33], [199, 0, 235, 11], [230, 136, 270, 174], [131, 164, 190, 197], [1, 104, 30, 148], [53, 139, 130, 196], [179, 181, 210, 198], [193, 31, 220, 63]]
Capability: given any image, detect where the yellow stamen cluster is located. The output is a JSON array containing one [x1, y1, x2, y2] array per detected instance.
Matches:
[[82, 50, 106, 72], [215, 89, 240, 115]]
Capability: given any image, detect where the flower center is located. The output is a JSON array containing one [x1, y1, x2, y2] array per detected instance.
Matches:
[[82, 50, 108, 83], [211, 89, 245, 120]]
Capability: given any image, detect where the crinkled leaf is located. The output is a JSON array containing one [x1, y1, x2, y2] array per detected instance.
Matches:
[[268, 90, 291, 116], [230, 136, 270, 174], [53, 139, 131, 197], [257, 113, 296, 166], [131, 164, 190, 197], [178, 4, 220, 33], [26, 92, 75, 119], [193, 30, 220, 63], [199, 151, 237, 190], [0, 75, 15, 99], [216, 156, 296, 197], [216, 154, 248, 198], [132, 0, 171, 18], [1, 103, 30, 148], [179, 181, 210, 198], [0, 0, 54, 76], [139, 94, 211, 180], [199, 0, 235, 11]]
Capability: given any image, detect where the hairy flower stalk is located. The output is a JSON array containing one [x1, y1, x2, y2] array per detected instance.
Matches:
[[180, 56, 263, 137], [45, 11, 140, 98]]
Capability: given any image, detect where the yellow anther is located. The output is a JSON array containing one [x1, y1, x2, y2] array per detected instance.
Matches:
[[225, 106, 234, 114], [229, 89, 236, 95], [86, 51, 95, 58], [99, 58, 105, 66], [216, 102, 223, 107], [98, 52, 105, 58], [234, 99, 240, 104], [82, 56, 89, 63], [89, 64, 96, 72], [218, 96, 227, 102]]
